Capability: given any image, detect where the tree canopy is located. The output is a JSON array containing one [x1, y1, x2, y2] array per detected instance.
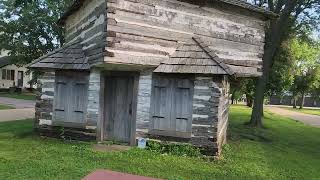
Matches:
[[0, 0, 73, 65], [248, 0, 320, 127]]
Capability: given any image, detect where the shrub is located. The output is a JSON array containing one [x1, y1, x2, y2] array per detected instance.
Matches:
[[146, 140, 201, 157]]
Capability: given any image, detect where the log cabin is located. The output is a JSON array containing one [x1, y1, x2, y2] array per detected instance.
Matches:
[[28, 0, 277, 155]]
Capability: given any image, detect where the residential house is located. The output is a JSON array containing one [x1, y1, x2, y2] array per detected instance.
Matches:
[[0, 50, 33, 89], [28, 0, 276, 155]]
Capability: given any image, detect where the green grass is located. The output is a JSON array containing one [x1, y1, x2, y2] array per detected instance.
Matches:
[[0, 104, 15, 110], [282, 107, 320, 116], [0, 106, 319, 180], [0, 92, 36, 100]]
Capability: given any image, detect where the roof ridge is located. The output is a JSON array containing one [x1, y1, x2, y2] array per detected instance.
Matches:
[[192, 37, 235, 75], [214, 0, 278, 18]]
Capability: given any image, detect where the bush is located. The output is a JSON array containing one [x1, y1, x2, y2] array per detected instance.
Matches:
[[146, 140, 201, 157]]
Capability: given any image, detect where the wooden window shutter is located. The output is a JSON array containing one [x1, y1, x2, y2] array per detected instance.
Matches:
[[151, 76, 172, 131], [70, 79, 88, 123], [172, 78, 193, 132], [54, 76, 68, 121]]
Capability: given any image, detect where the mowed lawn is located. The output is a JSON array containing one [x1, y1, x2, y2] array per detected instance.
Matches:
[[0, 104, 15, 110], [282, 107, 320, 116], [0, 92, 36, 101], [0, 106, 319, 180]]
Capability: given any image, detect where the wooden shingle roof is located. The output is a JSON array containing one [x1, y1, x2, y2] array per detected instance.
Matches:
[[155, 37, 262, 77], [154, 37, 230, 75], [28, 42, 90, 70], [213, 0, 278, 18]]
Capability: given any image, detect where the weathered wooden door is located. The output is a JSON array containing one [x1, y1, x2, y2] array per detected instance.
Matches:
[[104, 75, 134, 143], [54, 71, 89, 124], [150, 75, 193, 138]]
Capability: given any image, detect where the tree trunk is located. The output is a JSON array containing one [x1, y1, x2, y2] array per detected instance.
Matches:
[[300, 92, 305, 109], [292, 93, 297, 108], [246, 94, 253, 107], [293, 97, 297, 108], [231, 89, 237, 105], [249, 0, 298, 127]]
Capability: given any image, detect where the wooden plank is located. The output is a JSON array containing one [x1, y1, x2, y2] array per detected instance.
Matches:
[[104, 73, 137, 144], [97, 71, 105, 142], [150, 75, 193, 135], [108, 1, 265, 43], [123, 0, 266, 29], [130, 74, 139, 145]]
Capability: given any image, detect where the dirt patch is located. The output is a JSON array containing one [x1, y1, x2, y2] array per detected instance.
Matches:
[[92, 144, 131, 152]]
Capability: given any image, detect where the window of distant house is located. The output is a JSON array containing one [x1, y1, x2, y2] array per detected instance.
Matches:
[[2, 69, 15, 80]]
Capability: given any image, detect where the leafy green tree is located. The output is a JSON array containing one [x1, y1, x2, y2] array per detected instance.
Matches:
[[230, 78, 256, 107], [289, 37, 320, 108], [0, 0, 73, 65], [267, 39, 295, 97], [247, 0, 320, 127]]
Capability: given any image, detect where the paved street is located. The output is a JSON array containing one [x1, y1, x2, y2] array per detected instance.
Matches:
[[0, 97, 35, 121], [0, 97, 35, 109], [266, 106, 320, 127]]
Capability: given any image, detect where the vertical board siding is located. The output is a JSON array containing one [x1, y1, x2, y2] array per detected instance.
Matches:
[[53, 71, 89, 124], [150, 75, 193, 137], [104, 76, 134, 143]]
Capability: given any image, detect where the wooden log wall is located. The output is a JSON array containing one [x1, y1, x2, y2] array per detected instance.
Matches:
[[65, 0, 107, 64], [105, 0, 266, 70], [216, 75, 230, 149]]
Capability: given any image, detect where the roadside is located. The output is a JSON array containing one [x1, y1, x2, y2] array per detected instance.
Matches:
[[266, 106, 320, 127], [0, 97, 35, 109], [267, 105, 320, 116], [0, 104, 15, 110], [0, 92, 36, 101], [0, 96, 35, 122], [0, 108, 35, 122]]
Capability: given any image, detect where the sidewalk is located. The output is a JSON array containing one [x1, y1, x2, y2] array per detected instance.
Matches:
[[266, 106, 320, 127], [0, 108, 35, 122]]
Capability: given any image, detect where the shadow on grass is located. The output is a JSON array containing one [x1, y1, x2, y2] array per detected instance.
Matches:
[[0, 119, 35, 138]]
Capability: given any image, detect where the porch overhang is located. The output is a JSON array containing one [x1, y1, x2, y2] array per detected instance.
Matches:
[[154, 37, 263, 77], [27, 41, 90, 70]]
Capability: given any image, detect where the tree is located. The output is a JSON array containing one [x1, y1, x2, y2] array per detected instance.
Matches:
[[248, 0, 320, 127], [289, 38, 320, 109], [230, 78, 256, 107], [267, 39, 295, 97], [0, 0, 73, 65]]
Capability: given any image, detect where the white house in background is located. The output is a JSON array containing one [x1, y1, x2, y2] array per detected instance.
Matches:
[[0, 49, 33, 89]]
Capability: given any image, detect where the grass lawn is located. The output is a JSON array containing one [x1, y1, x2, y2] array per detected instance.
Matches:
[[0, 105, 319, 180], [282, 107, 320, 116], [0, 92, 36, 101], [0, 104, 15, 110]]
